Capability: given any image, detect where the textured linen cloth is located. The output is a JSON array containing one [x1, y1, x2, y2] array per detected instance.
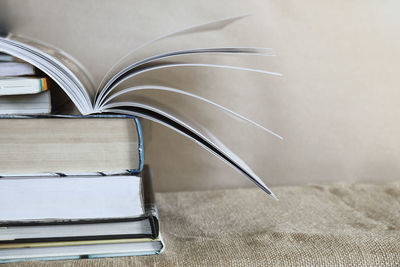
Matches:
[[5, 182, 400, 266]]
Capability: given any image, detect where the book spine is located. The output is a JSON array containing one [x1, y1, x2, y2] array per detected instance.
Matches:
[[127, 117, 144, 174], [39, 78, 48, 91]]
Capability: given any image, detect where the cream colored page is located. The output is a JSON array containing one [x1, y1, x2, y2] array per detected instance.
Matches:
[[0, 118, 140, 174]]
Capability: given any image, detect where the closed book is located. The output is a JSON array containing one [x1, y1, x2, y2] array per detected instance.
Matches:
[[0, 77, 48, 95], [0, 62, 36, 76], [0, 165, 164, 262], [0, 115, 143, 175], [0, 90, 51, 115]]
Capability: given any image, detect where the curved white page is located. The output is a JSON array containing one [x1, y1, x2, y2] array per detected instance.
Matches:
[[95, 46, 276, 107], [101, 97, 277, 199], [97, 61, 281, 111], [101, 85, 282, 139], [7, 35, 95, 93], [0, 36, 94, 114], [97, 15, 250, 94]]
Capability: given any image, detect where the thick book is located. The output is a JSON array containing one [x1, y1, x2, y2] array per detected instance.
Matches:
[[0, 165, 163, 262], [0, 76, 50, 115], [0, 90, 51, 115], [0, 61, 36, 76], [0, 16, 281, 198], [0, 115, 143, 175]]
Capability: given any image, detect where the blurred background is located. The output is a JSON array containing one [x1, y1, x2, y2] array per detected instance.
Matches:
[[3, 0, 400, 192]]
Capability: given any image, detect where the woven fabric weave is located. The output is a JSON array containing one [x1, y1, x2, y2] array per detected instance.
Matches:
[[5, 182, 400, 266]]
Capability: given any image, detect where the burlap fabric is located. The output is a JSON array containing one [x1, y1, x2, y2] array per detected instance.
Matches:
[[5, 183, 400, 266]]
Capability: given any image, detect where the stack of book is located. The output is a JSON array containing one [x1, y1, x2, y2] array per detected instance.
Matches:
[[0, 49, 164, 262], [0, 15, 282, 263], [0, 49, 166, 262], [0, 52, 51, 115], [0, 116, 164, 262]]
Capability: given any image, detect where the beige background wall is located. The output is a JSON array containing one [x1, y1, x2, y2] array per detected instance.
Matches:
[[3, 0, 400, 192]]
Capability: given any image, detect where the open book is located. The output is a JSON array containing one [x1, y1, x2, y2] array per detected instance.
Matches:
[[0, 16, 282, 199]]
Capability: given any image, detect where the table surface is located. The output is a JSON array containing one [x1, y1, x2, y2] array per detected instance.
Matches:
[[5, 182, 400, 266]]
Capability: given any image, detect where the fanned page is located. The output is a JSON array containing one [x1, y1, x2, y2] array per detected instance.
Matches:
[[0, 35, 94, 114], [100, 96, 277, 198], [96, 15, 282, 198], [0, 16, 281, 198]]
